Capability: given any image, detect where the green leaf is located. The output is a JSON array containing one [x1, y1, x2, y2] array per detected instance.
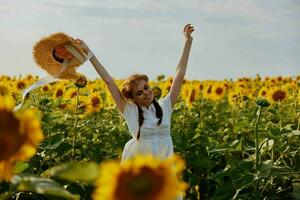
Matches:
[[257, 160, 273, 178], [292, 181, 300, 200], [233, 174, 255, 189], [211, 182, 234, 200], [287, 130, 300, 137], [48, 162, 99, 183], [13, 161, 29, 174], [39, 134, 64, 150], [270, 127, 281, 136], [11, 175, 79, 200]]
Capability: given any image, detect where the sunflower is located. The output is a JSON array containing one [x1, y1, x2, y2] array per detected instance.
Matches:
[[222, 81, 230, 91], [51, 82, 66, 98], [15, 80, 27, 91], [228, 91, 240, 107], [210, 83, 225, 101], [267, 87, 289, 103], [64, 87, 78, 99], [55, 87, 64, 98], [198, 82, 204, 93], [180, 84, 196, 108], [58, 102, 69, 110], [40, 84, 51, 93], [181, 84, 189, 100], [203, 83, 213, 100], [85, 92, 103, 114], [258, 86, 268, 98], [24, 74, 39, 85], [86, 81, 99, 93], [93, 154, 187, 200], [0, 85, 10, 96], [0, 96, 43, 181], [185, 88, 196, 109], [276, 76, 283, 83]]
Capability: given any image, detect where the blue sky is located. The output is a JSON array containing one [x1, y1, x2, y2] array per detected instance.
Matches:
[[0, 0, 299, 80]]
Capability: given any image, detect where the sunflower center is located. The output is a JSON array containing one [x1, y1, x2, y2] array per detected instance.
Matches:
[[43, 86, 49, 92], [0, 110, 24, 161], [91, 97, 100, 107], [56, 89, 64, 97], [0, 86, 9, 96], [199, 84, 203, 90], [207, 86, 212, 94], [215, 87, 223, 95], [114, 166, 164, 200], [189, 90, 196, 103], [272, 90, 286, 102], [17, 82, 26, 90]]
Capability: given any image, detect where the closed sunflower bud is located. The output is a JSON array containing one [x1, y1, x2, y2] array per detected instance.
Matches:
[[256, 98, 270, 107], [75, 75, 87, 88]]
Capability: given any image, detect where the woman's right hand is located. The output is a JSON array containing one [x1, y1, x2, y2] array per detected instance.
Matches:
[[75, 38, 90, 54], [183, 23, 194, 41]]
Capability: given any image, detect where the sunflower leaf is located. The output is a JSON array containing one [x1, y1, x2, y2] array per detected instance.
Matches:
[[11, 175, 80, 200]]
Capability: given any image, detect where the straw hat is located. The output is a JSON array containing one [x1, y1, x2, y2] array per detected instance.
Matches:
[[33, 32, 86, 79]]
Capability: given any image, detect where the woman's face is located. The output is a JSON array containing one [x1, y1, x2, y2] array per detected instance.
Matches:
[[132, 79, 154, 108], [54, 45, 75, 60]]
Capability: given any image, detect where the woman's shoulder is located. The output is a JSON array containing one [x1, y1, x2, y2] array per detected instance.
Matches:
[[159, 93, 173, 115], [120, 100, 138, 119]]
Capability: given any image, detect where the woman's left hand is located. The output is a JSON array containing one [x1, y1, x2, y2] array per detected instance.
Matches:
[[75, 38, 90, 54], [183, 23, 194, 41]]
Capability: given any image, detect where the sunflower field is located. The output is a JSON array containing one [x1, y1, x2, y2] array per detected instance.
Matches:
[[0, 74, 300, 200]]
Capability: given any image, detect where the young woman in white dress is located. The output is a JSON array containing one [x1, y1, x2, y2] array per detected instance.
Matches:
[[75, 23, 194, 162]]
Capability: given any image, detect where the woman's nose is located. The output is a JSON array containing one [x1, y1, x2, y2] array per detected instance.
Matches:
[[144, 92, 149, 97]]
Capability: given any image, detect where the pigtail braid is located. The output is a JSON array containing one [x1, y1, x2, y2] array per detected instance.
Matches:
[[152, 99, 163, 126], [136, 105, 144, 140]]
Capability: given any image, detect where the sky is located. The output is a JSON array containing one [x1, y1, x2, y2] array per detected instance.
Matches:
[[0, 0, 299, 81]]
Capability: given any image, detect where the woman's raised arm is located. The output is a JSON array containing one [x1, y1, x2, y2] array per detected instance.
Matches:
[[75, 39, 126, 113], [169, 23, 194, 107]]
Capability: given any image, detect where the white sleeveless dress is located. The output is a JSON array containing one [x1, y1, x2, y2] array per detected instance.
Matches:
[[120, 93, 174, 163], [120, 93, 184, 200]]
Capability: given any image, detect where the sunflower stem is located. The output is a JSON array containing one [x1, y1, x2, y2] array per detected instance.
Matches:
[[199, 96, 204, 128], [206, 145, 210, 199], [73, 87, 80, 160], [297, 112, 300, 131], [42, 99, 53, 163], [255, 106, 262, 200]]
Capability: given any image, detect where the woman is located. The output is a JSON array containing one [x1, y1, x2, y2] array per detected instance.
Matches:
[[75, 23, 194, 163]]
